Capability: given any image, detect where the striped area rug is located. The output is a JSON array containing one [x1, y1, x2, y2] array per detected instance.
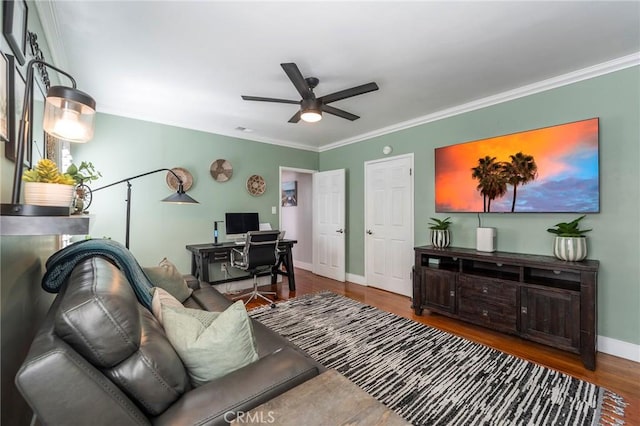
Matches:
[[250, 291, 627, 426]]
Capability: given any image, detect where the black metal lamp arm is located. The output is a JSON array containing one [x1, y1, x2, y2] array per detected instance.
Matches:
[[90, 168, 188, 249], [92, 168, 184, 193], [11, 59, 79, 204]]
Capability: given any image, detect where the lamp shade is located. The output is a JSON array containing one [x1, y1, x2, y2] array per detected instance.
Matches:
[[162, 187, 199, 204], [43, 86, 97, 143], [300, 99, 322, 123]]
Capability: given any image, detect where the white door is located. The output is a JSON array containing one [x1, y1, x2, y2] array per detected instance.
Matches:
[[365, 154, 414, 297], [312, 169, 346, 282]]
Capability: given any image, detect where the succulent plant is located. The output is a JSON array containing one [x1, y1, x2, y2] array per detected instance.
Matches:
[[22, 159, 75, 185], [546, 215, 592, 237]]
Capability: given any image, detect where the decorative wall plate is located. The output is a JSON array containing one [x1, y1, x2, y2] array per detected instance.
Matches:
[[246, 174, 266, 196], [210, 159, 233, 182], [166, 167, 193, 191]]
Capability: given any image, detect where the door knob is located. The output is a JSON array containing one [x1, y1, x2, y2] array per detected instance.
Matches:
[[366, 229, 373, 235], [336, 228, 344, 234]]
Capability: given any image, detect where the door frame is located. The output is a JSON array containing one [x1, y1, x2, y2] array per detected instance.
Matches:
[[363, 153, 415, 291], [279, 166, 317, 271]]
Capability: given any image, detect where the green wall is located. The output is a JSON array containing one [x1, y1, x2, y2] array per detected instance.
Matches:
[[73, 113, 318, 271], [319, 67, 640, 346]]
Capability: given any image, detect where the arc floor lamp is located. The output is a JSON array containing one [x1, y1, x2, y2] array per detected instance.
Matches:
[[91, 169, 198, 249], [1, 59, 96, 216]]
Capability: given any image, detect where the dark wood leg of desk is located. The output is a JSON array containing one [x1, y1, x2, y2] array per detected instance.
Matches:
[[285, 248, 295, 291], [271, 248, 296, 291], [198, 253, 210, 283]]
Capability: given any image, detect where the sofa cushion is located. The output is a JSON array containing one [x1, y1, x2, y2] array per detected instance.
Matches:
[[162, 301, 259, 387], [143, 258, 193, 302], [55, 256, 141, 367], [54, 257, 190, 416]]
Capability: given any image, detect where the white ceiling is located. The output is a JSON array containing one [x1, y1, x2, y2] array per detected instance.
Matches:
[[35, 1, 640, 152]]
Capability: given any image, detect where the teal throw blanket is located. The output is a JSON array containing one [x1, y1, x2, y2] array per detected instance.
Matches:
[[42, 239, 153, 309]]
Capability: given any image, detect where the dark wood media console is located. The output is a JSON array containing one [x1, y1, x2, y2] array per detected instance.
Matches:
[[413, 246, 599, 370]]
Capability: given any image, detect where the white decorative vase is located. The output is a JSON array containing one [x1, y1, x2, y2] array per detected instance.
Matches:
[[431, 229, 450, 248], [553, 236, 587, 261], [24, 182, 75, 207]]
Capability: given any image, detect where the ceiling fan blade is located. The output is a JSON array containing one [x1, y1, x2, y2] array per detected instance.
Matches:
[[241, 95, 300, 105], [288, 110, 301, 123], [319, 82, 379, 104], [322, 104, 360, 121], [281, 63, 311, 98]]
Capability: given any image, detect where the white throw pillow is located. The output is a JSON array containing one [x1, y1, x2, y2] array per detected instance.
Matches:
[[162, 301, 259, 387]]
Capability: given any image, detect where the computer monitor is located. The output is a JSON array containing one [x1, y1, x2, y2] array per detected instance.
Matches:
[[224, 212, 259, 241]]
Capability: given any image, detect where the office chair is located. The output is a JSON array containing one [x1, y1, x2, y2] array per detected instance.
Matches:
[[231, 230, 281, 308]]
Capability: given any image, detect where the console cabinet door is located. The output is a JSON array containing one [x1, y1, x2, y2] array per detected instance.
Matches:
[[520, 287, 580, 353], [422, 269, 456, 314]]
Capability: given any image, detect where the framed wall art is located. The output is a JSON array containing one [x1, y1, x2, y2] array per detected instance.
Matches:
[[3, 0, 28, 65], [5, 53, 29, 166], [281, 181, 297, 207], [0, 50, 8, 142]]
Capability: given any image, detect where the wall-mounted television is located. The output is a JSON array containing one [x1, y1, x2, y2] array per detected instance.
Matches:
[[225, 212, 259, 236], [434, 118, 599, 213]]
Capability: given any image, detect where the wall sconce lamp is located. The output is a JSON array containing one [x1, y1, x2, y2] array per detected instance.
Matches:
[[1, 59, 96, 216], [91, 168, 198, 249], [300, 99, 322, 123]]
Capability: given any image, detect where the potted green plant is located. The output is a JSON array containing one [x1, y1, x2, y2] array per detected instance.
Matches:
[[429, 217, 452, 248], [66, 161, 101, 213], [22, 159, 76, 208], [547, 215, 591, 261]]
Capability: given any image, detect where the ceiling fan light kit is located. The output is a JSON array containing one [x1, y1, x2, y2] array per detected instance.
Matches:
[[300, 99, 322, 122], [242, 62, 378, 124]]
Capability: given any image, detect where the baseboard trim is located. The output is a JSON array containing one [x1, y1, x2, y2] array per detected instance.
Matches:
[[293, 260, 312, 271], [598, 336, 640, 363]]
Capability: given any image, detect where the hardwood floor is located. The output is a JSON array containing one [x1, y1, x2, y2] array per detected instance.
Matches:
[[235, 269, 640, 424]]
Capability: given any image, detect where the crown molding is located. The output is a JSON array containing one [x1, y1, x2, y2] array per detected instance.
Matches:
[[319, 52, 640, 152], [33, 1, 69, 70]]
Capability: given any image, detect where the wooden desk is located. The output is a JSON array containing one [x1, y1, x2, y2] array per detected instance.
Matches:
[[185, 240, 297, 291]]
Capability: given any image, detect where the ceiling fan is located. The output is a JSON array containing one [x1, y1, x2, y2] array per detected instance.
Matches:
[[241, 63, 379, 123]]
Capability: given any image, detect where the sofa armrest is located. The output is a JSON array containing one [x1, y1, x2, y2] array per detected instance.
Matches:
[[183, 274, 201, 290], [153, 347, 319, 426]]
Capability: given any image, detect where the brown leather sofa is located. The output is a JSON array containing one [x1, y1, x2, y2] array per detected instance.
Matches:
[[15, 256, 323, 425]]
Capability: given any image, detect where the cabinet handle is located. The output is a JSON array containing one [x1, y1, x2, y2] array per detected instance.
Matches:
[[449, 290, 455, 297], [521, 307, 528, 314], [482, 310, 488, 317], [482, 286, 488, 294]]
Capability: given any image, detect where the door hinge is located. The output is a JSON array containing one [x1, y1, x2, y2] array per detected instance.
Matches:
[[409, 168, 412, 176]]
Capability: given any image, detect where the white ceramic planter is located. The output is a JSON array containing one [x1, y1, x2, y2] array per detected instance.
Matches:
[[431, 229, 450, 248], [24, 182, 75, 207], [553, 236, 587, 261]]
